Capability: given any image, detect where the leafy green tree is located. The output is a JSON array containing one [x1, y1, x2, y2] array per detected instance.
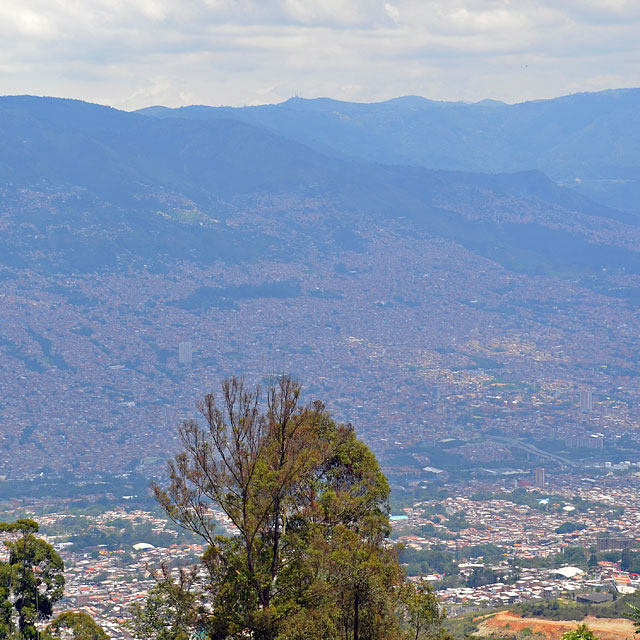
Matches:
[[555, 522, 586, 534], [467, 544, 502, 562], [0, 564, 13, 640], [466, 567, 498, 588], [396, 547, 458, 579], [560, 623, 598, 640], [43, 611, 110, 639], [620, 549, 640, 574], [0, 521, 39, 536], [555, 546, 587, 567], [443, 513, 469, 533], [128, 566, 201, 640], [629, 602, 640, 635], [397, 582, 447, 640], [0, 520, 65, 639], [150, 376, 406, 640]]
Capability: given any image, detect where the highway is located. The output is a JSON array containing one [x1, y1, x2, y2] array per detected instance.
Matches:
[[485, 435, 580, 468]]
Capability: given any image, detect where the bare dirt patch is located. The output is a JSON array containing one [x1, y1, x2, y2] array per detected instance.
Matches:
[[476, 610, 635, 640]]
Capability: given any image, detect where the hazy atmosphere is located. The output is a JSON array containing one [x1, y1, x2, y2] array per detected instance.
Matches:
[[2, 0, 640, 108], [4, 2, 640, 640]]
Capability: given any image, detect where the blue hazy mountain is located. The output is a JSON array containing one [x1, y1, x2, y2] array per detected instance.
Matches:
[[136, 89, 640, 214], [1, 95, 639, 277]]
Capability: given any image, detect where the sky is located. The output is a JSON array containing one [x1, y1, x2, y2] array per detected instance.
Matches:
[[1, 0, 640, 110]]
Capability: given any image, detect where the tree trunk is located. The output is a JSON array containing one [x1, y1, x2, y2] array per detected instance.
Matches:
[[354, 592, 359, 640]]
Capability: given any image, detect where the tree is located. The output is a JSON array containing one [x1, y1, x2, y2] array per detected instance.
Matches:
[[466, 568, 498, 589], [555, 546, 587, 567], [128, 566, 201, 640], [628, 603, 640, 635], [620, 549, 640, 574], [0, 521, 39, 536], [397, 582, 447, 640], [43, 612, 110, 639], [0, 520, 65, 639], [555, 523, 586, 535], [560, 623, 598, 640], [150, 376, 407, 640]]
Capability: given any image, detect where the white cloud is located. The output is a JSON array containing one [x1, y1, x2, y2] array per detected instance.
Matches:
[[0, 0, 639, 108], [385, 3, 400, 23]]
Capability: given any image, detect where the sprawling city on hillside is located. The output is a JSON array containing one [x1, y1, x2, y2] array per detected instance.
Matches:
[[2, 189, 640, 481]]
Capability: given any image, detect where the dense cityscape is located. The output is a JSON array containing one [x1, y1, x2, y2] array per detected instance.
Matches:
[[3, 468, 640, 639], [1, 189, 640, 482]]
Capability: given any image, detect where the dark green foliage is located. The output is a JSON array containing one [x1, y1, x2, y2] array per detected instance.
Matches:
[[397, 547, 458, 577], [555, 547, 588, 567], [147, 376, 449, 640], [0, 521, 65, 639], [0, 520, 39, 534], [628, 603, 640, 634], [67, 518, 184, 551], [467, 544, 504, 562], [600, 550, 623, 563], [516, 599, 586, 622], [560, 623, 598, 640], [620, 549, 640, 574], [501, 489, 560, 511], [128, 569, 199, 640], [43, 611, 110, 639], [515, 593, 640, 621], [444, 513, 469, 532], [398, 583, 449, 640], [397, 543, 506, 581], [555, 522, 587, 534], [466, 568, 500, 589]]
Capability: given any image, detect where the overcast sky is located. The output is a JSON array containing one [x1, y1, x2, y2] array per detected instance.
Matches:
[[2, 0, 640, 110]]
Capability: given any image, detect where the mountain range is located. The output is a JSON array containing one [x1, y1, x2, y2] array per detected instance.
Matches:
[[137, 88, 640, 214], [1, 93, 639, 277]]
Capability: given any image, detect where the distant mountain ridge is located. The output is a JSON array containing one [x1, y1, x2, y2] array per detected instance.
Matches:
[[1, 94, 639, 277], [135, 88, 640, 214]]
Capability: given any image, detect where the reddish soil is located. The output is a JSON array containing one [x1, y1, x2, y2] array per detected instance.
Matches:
[[475, 611, 636, 640]]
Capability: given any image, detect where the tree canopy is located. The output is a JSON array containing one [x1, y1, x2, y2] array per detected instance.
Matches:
[[560, 623, 598, 640], [0, 521, 65, 639], [146, 376, 445, 640], [43, 611, 110, 640], [0, 519, 108, 640]]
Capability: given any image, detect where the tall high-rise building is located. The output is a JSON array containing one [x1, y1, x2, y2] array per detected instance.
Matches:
[[580, 389, 593, 413], [534, 467, 546, 488], [178, 341, 192, 365]]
